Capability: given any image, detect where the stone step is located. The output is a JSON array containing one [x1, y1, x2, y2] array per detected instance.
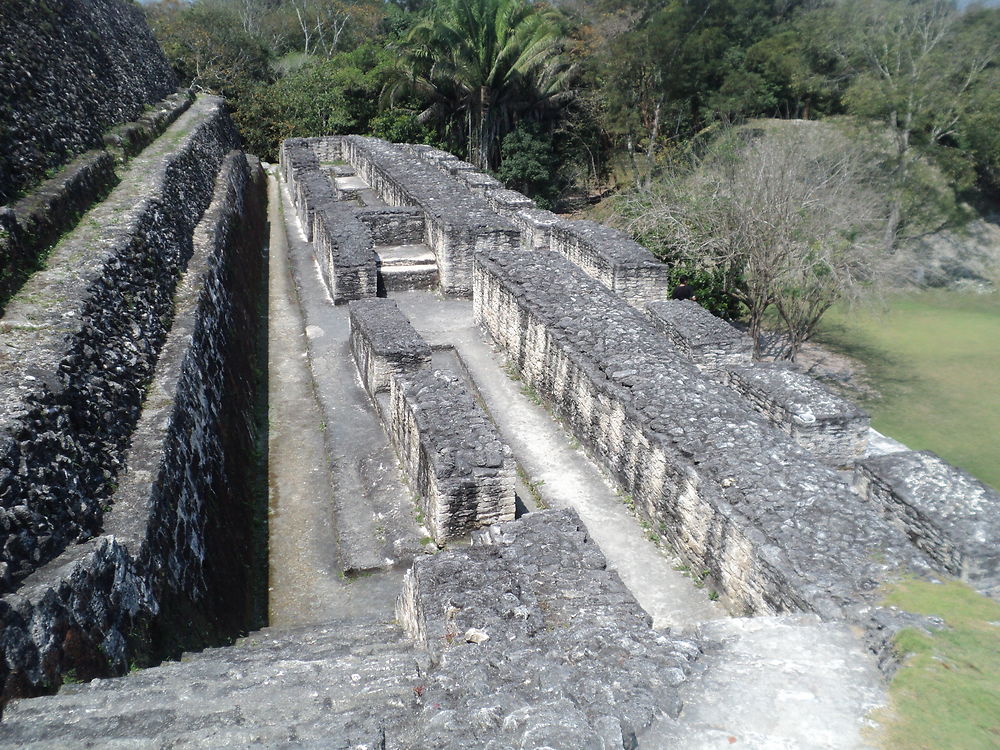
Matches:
[[379, 264, 439, 292], [375, 243, 436, 267], [0, 619, 420, 748]]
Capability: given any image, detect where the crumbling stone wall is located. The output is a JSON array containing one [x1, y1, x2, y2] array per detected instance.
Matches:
[[0, 0, 176, 204], [646, 299, 753, 368], [389, 369, 516, 544], [340, 137, 520, 296], [349, 299, 431, 396], [0, 97, 237, 593], [0, 149, 266, 706], [722, 365, 870, 464], [0, 92, 193, 313], [281, 138, 377, 302], [474, 248, 926, 618], [854, 451, 1000, 596]]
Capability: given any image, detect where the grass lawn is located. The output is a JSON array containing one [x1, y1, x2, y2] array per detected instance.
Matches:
[[816, 290, 1000, 490], [872, 578, 1000, 750]]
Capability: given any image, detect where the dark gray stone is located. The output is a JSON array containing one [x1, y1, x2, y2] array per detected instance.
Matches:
[[0, 0, 177, 203], [0, 145, 266, 703], [0, 96, 238, 594]]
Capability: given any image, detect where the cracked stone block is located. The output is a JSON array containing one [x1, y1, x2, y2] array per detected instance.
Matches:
[[349, 298, 432, 396], [388, 368, 515, 544]]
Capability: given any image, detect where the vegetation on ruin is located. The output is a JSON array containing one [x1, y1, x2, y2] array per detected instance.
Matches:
[[816, 289, 1000, 490], [873, 577, 1000, 749]]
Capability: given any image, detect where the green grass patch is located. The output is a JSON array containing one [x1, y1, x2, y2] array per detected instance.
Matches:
[[872, 578, 1000, 749], [816, 290, 1000, 489]]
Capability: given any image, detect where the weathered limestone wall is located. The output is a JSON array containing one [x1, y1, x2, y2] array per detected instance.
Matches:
[[646, 299, 753, 368], [388, 369, 516, 544], [340, 137, 520, 296], [393, 509, 701, 747], [0, 92, 193, 312], [854, 451, 1000, 596], [0, 149, 267, 704], [547, 220, 673, 308], [0, 97, 238, 593], [474, 248, 925, 619], [349, 299, 432, 396], [722, 365, 870, 464], [281, 138, 377, 302], [355, 207, 425, 246], [0, 0, 177, 204]]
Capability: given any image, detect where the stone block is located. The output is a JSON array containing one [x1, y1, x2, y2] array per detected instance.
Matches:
[[721, 364, 869, 464], [646, 299, 753, 368], [854, 451, 1000, 596], [354, 206, 425, 246], [549, 219, 672, 308], [388, 369, 515, 544], [348, 299, 432, 396]]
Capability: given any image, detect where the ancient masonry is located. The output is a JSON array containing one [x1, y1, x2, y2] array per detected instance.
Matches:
[[2, 2, 1000, 744]]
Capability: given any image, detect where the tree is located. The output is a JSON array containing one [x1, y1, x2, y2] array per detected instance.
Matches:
[[387, 0, 575, 169], [617, 121, 888, 360], [828, 0, 998, 247]]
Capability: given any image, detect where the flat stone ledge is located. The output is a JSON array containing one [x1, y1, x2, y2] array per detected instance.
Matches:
[[392, 509, 702, 747], [647, 299, 753, 367], [722, 364, 870, 464], [349, 298, 432, 396], [854, 450, 1000, 596], [388, 368, 515, 544]]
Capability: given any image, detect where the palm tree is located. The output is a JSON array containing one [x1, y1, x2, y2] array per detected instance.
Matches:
[[387, 0, 574, 169]]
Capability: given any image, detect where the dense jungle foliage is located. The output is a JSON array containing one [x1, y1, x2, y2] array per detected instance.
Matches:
[[142, 0, 1000, 352]]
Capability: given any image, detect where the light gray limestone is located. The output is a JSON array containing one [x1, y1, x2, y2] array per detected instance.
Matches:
[[854, 450, 1000, 596], [647, 299, 754, 368], [349, 298, 432, 396]]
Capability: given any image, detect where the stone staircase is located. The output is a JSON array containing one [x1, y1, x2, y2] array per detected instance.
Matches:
[[376, 243, 439, 292], [0, 619, 422, 748]]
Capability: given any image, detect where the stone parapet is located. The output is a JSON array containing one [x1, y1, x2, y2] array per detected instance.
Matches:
[[0, 96, 238, 593], [549, 219, 672, 308], [854, 451, 1000, 596], [340, 136, 520, 296], [388, 369, 515, 544], [280, 138, 377, 302], [647, 299, 754, 368], [354, 206, 425, 246], [474, 248, 925, 619], [393, 509, 701, 746], [722, 364, 869, 464], [0, 149, 267, 703], [349, 299, 432, 396]]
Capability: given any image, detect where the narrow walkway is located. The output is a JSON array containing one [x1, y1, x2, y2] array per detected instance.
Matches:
[[266, 173, 400, 627], [392, 291, 726, 629]]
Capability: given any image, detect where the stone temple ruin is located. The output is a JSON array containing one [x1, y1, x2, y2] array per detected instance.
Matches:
[[1, 1, 1000, 746]]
